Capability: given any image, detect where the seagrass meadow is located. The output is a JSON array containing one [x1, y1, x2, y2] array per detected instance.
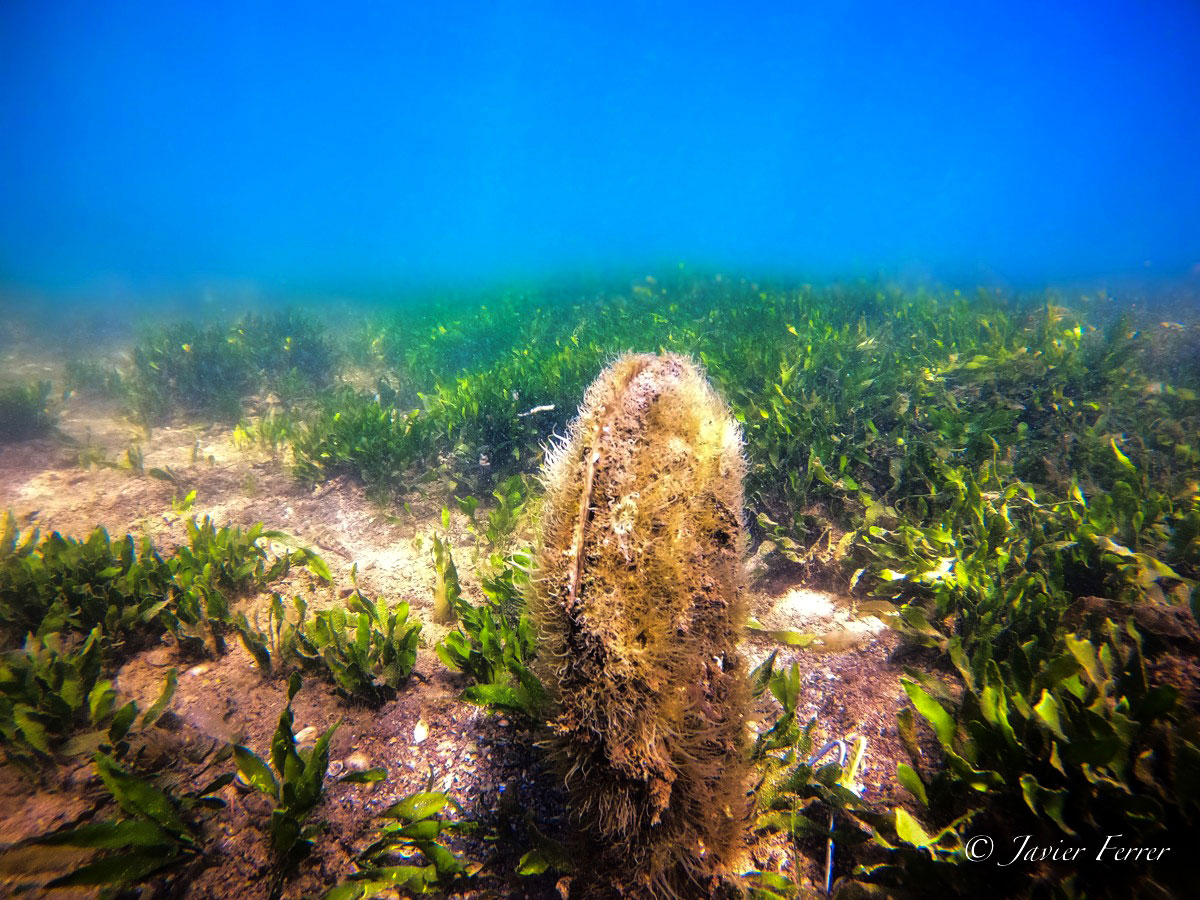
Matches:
[[0, 275, 1197, 899]]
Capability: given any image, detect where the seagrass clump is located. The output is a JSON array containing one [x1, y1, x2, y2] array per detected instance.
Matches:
[[531, 352, 752, 896]]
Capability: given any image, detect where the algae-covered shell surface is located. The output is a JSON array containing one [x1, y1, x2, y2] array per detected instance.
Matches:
[[532, 352, 752, 894]]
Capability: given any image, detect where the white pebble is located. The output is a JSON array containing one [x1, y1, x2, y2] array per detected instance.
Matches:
[[345, 751, 371, 772]]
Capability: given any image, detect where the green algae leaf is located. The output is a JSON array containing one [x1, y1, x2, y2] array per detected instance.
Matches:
[[293, 721, 339, 811], [1, 507, 16, 554], [1020, 773, 1075, 835], [286, 670, 303, 702], [263, 530, 333, 583], [768, 662, 802, 713], [87, 680, 117, 723], [455, 495, 480, 519], [746, 869, 796, 895], [461, 682, 525, 712], [235, 614, 272, 674], [322, 884, 368, 900], [94, 754, 191, 840], [107, 700, 139, 742], [1033, 690, 1067, 740], [517, 848, 552, 875], [1065, 634, 1106, 690], [383, 791, 450, 823], [141, 668, 177, 727], [340, 766, 387, 784], [424, 840, 466, 876], [756, 810, 821, 834], [901, 678, 955, 750], [1032, 654, 1081, 693], [1110, 437, 1137, 472], [979, 660, 1019, 749], [750, 650, 778, 699], [47, 850, 180, 887], [893, 807, 934, 849], [943, 749, 1003, 792], [353, 864, 436, 890], [300, 549, 333, 584], [14, 705, 52, 754], [234, 745, 280, 800], [746, 618, 816, 647], [192, 772, 236, 798], [384, 818, 443, 841], [896, 763, 928, 806], [270, 807, 303, 859], [62, 729, 107, 757], [896, 706, 922, 765], [35, 819, 166, 849]]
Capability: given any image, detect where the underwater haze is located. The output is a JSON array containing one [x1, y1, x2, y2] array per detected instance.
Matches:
[[2, 0, 1200, 298], [3, 4, 1200, 900]]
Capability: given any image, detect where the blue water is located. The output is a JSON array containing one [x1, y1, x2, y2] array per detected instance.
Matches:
[[2, 0, 1199, 299]]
